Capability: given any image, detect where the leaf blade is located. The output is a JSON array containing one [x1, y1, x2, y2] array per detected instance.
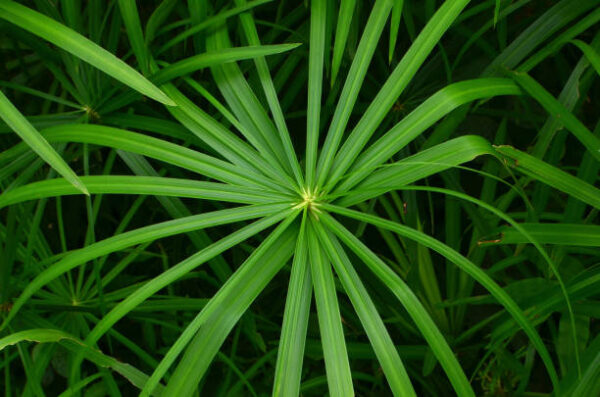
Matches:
[[272, 212, 312, 397], [308, 218, 354, 396], [319, 211, 475, 397], [150, 216, 299, 396], [322, 204, 560, 390], [313, 221, 416, 396], [0, 90, 87, 195], [0, 0, 174, 105]]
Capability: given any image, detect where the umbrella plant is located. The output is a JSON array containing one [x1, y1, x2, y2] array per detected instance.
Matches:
[[1, 0, 599, 395]]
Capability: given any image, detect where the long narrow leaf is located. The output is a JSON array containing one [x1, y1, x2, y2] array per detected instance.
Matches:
[[147, 216, 299, 396], [571, 39, 600, 77], [0, 176, 292, 208], [319, 211, 475, 397], [2, 124, 285, 192], [233, 0, 305, 187], [272, 211, 311, 397], [307, 218, 354, 396], [313, 221, 416, 396], [305, 0, 327, 188], [153, 44, 301, 84], [0, 329, 164, 395], [331, 0, 356, 84], [333, 78, 521, 193], [509, 71, 600, 162], [316, 0, 393, 188], [482, 224, 600, 247], [0, 0, 174, 105], [495, 145, 600, 210], [322, 204, 560, 390], [325, 0, 471, 191], [0, 204, 290, 331], [337, 135, 494, 206], [0, 90, 87, 195]]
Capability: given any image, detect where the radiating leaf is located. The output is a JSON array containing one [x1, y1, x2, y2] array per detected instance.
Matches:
[[316, 0, 393, 187], [337, 135, 494, 206], [305, 0, 327, 188], [333, 78, 521, 193], [331, 0, 356, 84], [0, 204, 291, 331], [319, 211, 475, 397], [272, 212, 312, 397], [0, 176, 290, 208], [322, 204, 560, 390], [307, 218, 354, 396], [149, 217, 299, 396], [324, 0, 471, 191], [313, 221, 416, 396], [154, 44, 301, 85]]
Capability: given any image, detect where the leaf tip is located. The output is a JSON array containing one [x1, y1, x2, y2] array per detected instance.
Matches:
[[76, 181, 90, 196], [161, 96, 177, 107]]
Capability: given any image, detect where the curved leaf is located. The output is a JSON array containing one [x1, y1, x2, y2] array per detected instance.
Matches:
[[0, 0, 174, 105]]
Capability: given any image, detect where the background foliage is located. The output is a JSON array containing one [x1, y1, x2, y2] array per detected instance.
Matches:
[[1, 0, 600, 395]]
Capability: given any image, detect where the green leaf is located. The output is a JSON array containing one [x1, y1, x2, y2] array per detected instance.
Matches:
[[233, 0, 305, 187], [0, 90, 87, 195], [312, 221, 416, 396], [305, 0, 327, 188], [557, 313, 589, 376], [71, 210, 298, 395], [518, 8, 600, 72], [571, 39, 600, 78], [324, 0, 471, 191], [493, 0, 501, 26], [482, 224, 600, 247], [163, 85, 294, 193], [272, 212, 312, 397], [0, 329, 164, 395], [144, 0, 178, 45], [307, 218, 354, 396], [388, 0, 403, 63], [157, 0, 273, 54], [319, 211, 475, 397], [147, 216, 299, 397], [0, 176, 291, 208], [331, 0, 356, 84], [0, 0, 175, 105], [206, 27, 295, 183], [494, 145, 600, 210], [153, 44, 301, 84], [508, 71, 600, 162], [57, 374, 103, 397], [570, 348, 600, 397], [322, 204, 560, 390], [333, 78, 521, 194], [2, 123, 284, 192], [0, 204, 291, 331], [394, 184, 580, 378], [118, 0, 150, 74], [336, 135, 494, 206], [0, 328, 74, 349], [316, 0, 393, 188], [484, 0, 598, 75]]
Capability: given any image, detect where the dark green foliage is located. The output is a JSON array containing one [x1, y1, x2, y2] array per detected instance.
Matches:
[[0, 0, 599, 395]]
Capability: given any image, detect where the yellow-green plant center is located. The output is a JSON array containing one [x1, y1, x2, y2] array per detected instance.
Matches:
[[295, 188, 320, 211]]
